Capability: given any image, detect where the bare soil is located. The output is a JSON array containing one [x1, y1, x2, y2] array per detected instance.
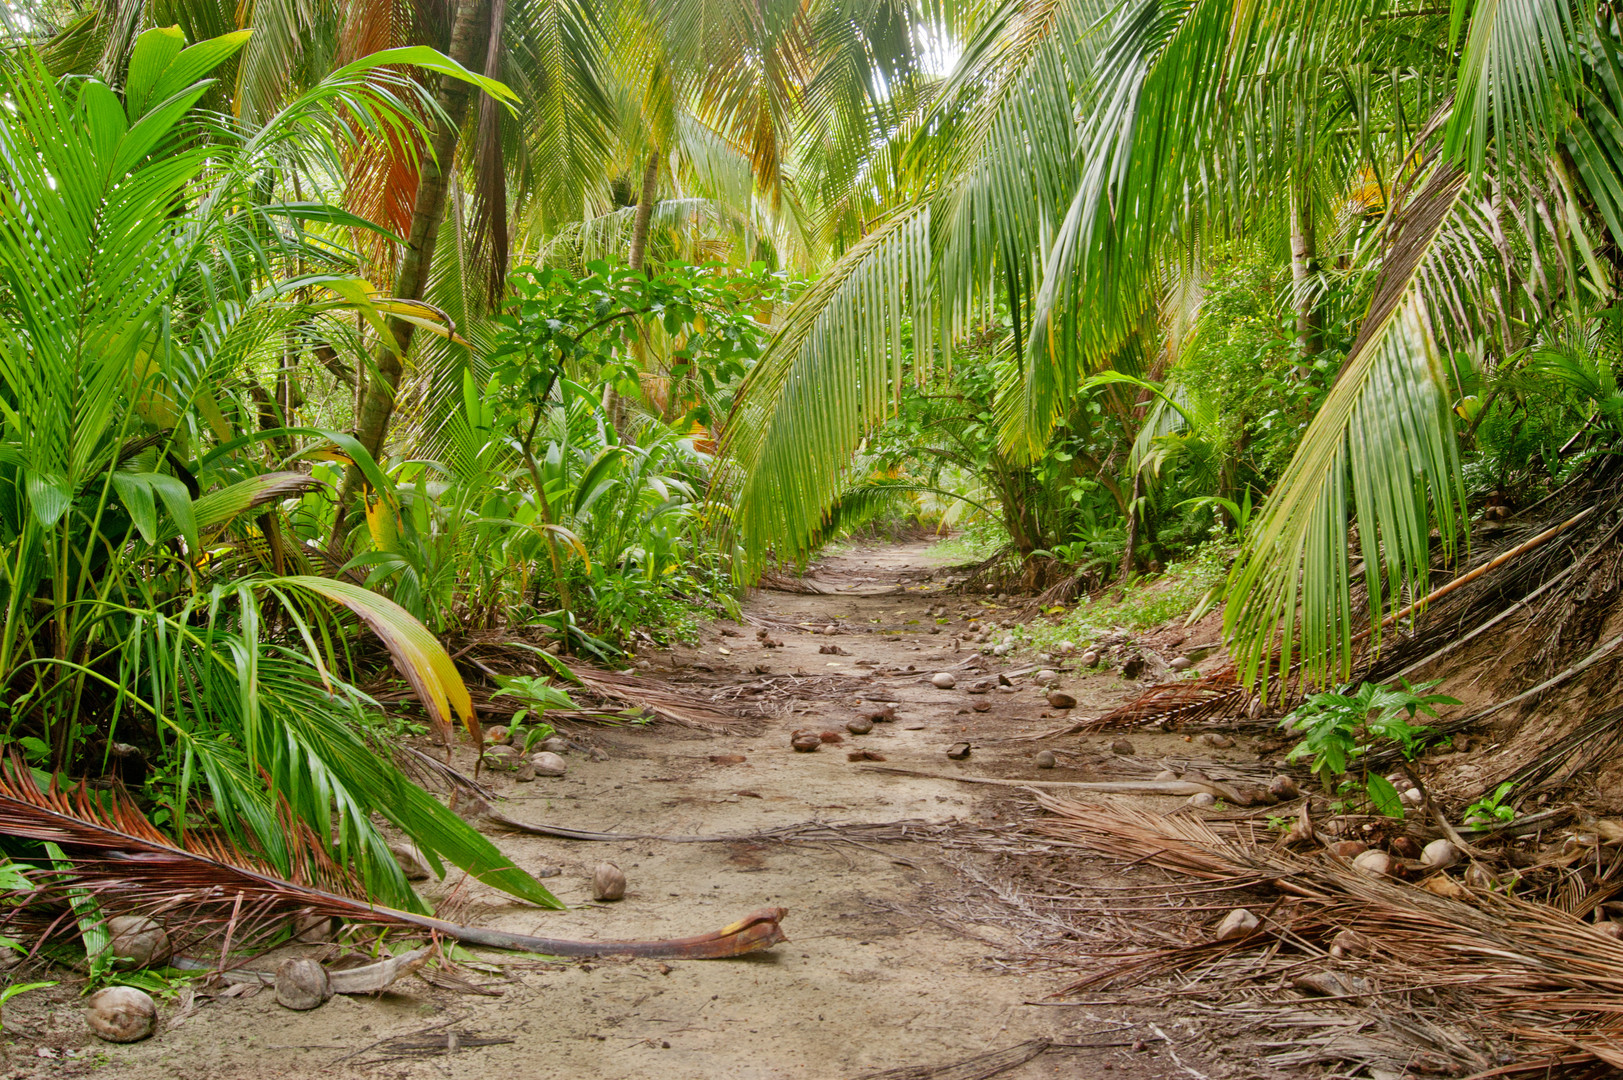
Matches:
[[5, 540, 1251, 1080]]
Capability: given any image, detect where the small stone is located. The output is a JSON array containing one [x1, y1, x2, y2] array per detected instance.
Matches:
[[931, 672, 957, 689], [592, 862, 627, 901], [275, 958, 332, 1010], [847, 717, 874, 735], [530, 751, 568, 776], [1326, 840, 1368, 859], [1187, 792, 1217, 808], [1353, 849, 1392, 877], [86, 986, 157, 1042], [1169, 657, 1192, 671], [946, 742, 972, 760], [1196, 733, 1234, 749], [1215, 908, 1260, 941], [1035, 751, 1057, 769], [791, 731, 822, 752], [104, 916, 170, 969], [1109, 739, 1135, 756], [389, 841, 432, 881], [1421, 839, 1459, 869]]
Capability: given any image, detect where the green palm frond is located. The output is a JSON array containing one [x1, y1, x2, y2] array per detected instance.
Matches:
[[1225, 165, 1472, 700]]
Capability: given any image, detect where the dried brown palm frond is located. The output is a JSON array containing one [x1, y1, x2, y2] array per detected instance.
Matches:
[[1026, 794, 1623, 1074], [0, 757, 789, 962], [568, 665, 768, 734]]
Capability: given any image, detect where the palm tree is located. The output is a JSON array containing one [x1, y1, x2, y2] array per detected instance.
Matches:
[[0, 26, 555, 909], [722, 0, 1623, 698]]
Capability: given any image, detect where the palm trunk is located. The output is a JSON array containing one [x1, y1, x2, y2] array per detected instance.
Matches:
[[628, 151, 660, 272], [1119, 471, 1141, 585], [1290, 178, 1320, 357], [333, 0, 487, 542]]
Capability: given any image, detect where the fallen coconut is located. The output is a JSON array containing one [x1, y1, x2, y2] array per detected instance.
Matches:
[[1329, 929, 1375, 959], [1390, 836, 1423, 860], [291, 913, 339, 943], [1352, 849, 1392, 877], [1464, 861, 1496, 889], [275, 957, 332, 1011], [1034, 750, 1057, 769], [1046, 690, 1077, 709], [1109, 739, 1135, 756], [847, 717, 875, 735], [1421, 839, 1459, 869], [593, 862, 627, 901], [930, 672, 957, 689], [971, 700, 991, 713], [389, 841, 432, 881], [1169, 656, 1192, 671], [1326, 840, 1368, 859], [1400, 787, 1424, 806], [1268, 775, 1301, 800], [539, 736, 569, 755], [483, 726, 511, 745], [1196, 733, 1234, 749], [104, 915, 170, 969], [1284, 805, 1315, 847], [514, 761, 537, 782], [1079, 651, 1099, 666], [1055, 640, 1076, 655], [1034, 669, 1059, 685], [86, 986, 157, 1042], [790, 731, 822, 752], [1215, 908, 1259, 941], [530, 751, 568, 776], [1187, 792, 1216, 808], [1153, 769, 1179, 781]]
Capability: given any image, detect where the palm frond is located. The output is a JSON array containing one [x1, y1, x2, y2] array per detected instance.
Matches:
[[1225, 164, 1472, 700]]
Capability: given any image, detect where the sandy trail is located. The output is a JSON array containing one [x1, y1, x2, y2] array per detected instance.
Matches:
[[18, 539, 1230, 1080]]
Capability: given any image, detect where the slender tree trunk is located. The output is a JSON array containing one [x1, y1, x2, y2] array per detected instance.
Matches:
[[1290, 177, 1320, 358], [1119, 471, 1141, 585], [628, 151, 661, 272], [333, 0, 487, 543]]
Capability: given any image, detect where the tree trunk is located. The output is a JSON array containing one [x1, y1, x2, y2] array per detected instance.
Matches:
[[1119, 470, 1141, 585], [628, 151, 661, 272], [1290, 177, 1320, 357], [333, 0, 487, 542]]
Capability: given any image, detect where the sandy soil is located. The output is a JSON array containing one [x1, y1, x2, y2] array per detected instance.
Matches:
[[5, 539, 1246, 1080]]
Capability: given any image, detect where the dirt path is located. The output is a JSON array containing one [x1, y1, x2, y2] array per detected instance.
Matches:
[[21, 539, 1233, 1080]]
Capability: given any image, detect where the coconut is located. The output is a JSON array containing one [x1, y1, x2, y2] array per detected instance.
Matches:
[[1109, 739, 1136, 756], [1268, 775, 1301, 800], [86, 986, 157, 1042], [1215, 908, 1259, 941], [930, 672, 957, 689], [1187, 792, 1217, 808], [1034, 750, 1057, 769], [389, 841, 432, 881], [539, 736, 569, 755], [790, 731, 821, 752], [481, 744, 522, 770], [846, 717, 874, 735], [483, 726, 511, 745], [1421, 839, 1460, 869], [592, 862, 627, 901], [292, 913, 340, 943], [1169, 656, 1192, 671], [530, 751, 568, 776], [1034, 669, 1059, 685], [104, 915, 170, 969], [1079, 651, 1100, 666], [1353, 849, 1392, 877], [275, 957, 332, 1011], [1046, 690, 1077, 709]]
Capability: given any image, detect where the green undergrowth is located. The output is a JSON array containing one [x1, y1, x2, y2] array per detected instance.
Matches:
[[1012, 541, 1233, 656]]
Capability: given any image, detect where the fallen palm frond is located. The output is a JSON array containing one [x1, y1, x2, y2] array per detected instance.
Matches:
[[564, 665, 769, 734], [1024, 794, 1623, 1075], [0, 760, 786, 963]]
